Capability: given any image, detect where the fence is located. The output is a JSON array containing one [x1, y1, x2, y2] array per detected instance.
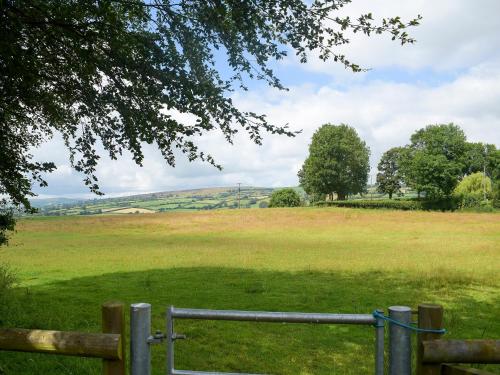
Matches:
[[1, 301, 499, 374], [416, 304, 500, 375], [129, 304, 421, 375], [0, 302, 125, 375]]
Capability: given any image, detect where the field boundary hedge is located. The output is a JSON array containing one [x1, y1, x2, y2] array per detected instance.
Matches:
[[316, 197, 467, 210], [316, 199, 423, 210]]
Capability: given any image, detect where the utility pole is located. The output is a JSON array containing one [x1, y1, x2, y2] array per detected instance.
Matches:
[[370, 175, 373, 200], [237, 183, 241, 209], [483, 144, 487, 200]]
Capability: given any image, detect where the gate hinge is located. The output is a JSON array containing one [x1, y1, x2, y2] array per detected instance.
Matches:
[[147, 330, 166, 345], [147, 331, 187, 345]]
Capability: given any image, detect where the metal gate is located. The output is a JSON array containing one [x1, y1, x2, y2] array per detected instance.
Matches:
[[130, 303, 414, 375]]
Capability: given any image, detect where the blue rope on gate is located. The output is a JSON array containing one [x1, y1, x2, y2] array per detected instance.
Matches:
[[372, 310, 446, 334]]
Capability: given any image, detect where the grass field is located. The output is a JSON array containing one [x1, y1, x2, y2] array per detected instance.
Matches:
[[1, 208, 499, 374]]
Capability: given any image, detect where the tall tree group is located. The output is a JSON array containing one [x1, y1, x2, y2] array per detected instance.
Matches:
[[376, 123, 499, 201], [300, 123, 499, 204]]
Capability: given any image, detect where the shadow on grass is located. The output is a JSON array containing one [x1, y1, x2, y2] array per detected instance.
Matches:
[[1, 267, 499, 374]]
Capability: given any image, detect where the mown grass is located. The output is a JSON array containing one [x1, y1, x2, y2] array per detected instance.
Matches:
[[0, 208, 499, 374]]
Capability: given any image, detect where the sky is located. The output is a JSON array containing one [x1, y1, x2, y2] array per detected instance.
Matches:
[[33, 0, 500, 198]]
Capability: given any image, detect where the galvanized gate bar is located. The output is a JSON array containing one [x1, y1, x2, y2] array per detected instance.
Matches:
[[172, 370, 263, 375], [374, 309, 385, 375], [167, 306, 384, 375], [170, 307, 377, 325], [167, 306, 174, 375]]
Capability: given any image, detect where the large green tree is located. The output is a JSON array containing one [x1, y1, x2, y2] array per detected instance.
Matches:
[[400, 124, 467, 198], [0, 0, 420, 244], [298, 124, 370, 200], [376, 147, 404, 199]]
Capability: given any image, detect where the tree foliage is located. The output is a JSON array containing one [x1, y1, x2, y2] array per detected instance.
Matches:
[[454, 172, 492, 197], [0, 0, 421, 244], [269, 188, 301, 208], [378, 124, 499, 205], [299, 124, 370, 200], [376, 147, 404, 199], [400, 124, 467, 198], [453, 172, 492, 209], [0, 210, 15, 246]]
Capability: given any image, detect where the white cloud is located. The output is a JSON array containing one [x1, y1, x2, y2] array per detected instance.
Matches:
[[298, 0, 500, 77]]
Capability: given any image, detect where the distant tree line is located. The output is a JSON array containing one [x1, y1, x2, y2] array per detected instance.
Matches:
[[298, 123, 499, 209], [376, 124, 499, 207]]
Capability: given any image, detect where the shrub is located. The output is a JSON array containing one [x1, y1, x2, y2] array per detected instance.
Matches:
[[0, 265, 17, 324], [493, 182, 500, 208], [461, 200, 494, 212], [453, 172, 492, 209], [316, 199, 423, 210], [419, 197, 459, 211], [316, 198, 465, 211], [269, 188, 301, 208]]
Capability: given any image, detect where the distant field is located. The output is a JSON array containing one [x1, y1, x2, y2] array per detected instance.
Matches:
[[105, 207, 156, 214], [1, 208, 499, 374], [31, 186, 279, 216]]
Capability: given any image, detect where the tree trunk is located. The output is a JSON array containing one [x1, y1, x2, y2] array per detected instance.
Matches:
[[389, 192, 393, 199], [337, 192, 347, 201]]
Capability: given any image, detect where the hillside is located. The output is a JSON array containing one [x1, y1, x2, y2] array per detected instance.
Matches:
[[32, 186, 280, 216]]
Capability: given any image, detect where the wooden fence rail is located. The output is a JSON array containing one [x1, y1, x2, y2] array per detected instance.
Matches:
[[0, 301, 125, 375], [441, 364, 497, 375], [422, 339, 500, 364], [0, 328, 121, 358], [417, 303, 500, 375]]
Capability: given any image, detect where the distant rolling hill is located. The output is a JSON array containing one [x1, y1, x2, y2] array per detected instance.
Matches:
[[29, 197, 82, 208], [30, 186, 301, 216]]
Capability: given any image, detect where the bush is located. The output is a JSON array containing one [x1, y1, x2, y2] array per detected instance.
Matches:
[[460, 200, 495, 212], [493, 182, 500, 208], [316, 198, 461, 211], [269, 188, 301, 208], [0, 265, 17, 324], [420, 197, 459, 211], [316, 199, 423, 210], [453, 172, 492, 209]]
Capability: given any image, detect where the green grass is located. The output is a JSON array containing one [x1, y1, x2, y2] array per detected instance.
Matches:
[[1, 208, 499, 374]]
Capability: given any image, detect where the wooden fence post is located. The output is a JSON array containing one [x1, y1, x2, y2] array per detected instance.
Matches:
[[417, 304, 444, 375], [102, 302, 125, 375]]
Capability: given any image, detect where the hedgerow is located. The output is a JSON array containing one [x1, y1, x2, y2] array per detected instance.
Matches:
[[315, 199, 423, 210], [315, 198, 462, 211]]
